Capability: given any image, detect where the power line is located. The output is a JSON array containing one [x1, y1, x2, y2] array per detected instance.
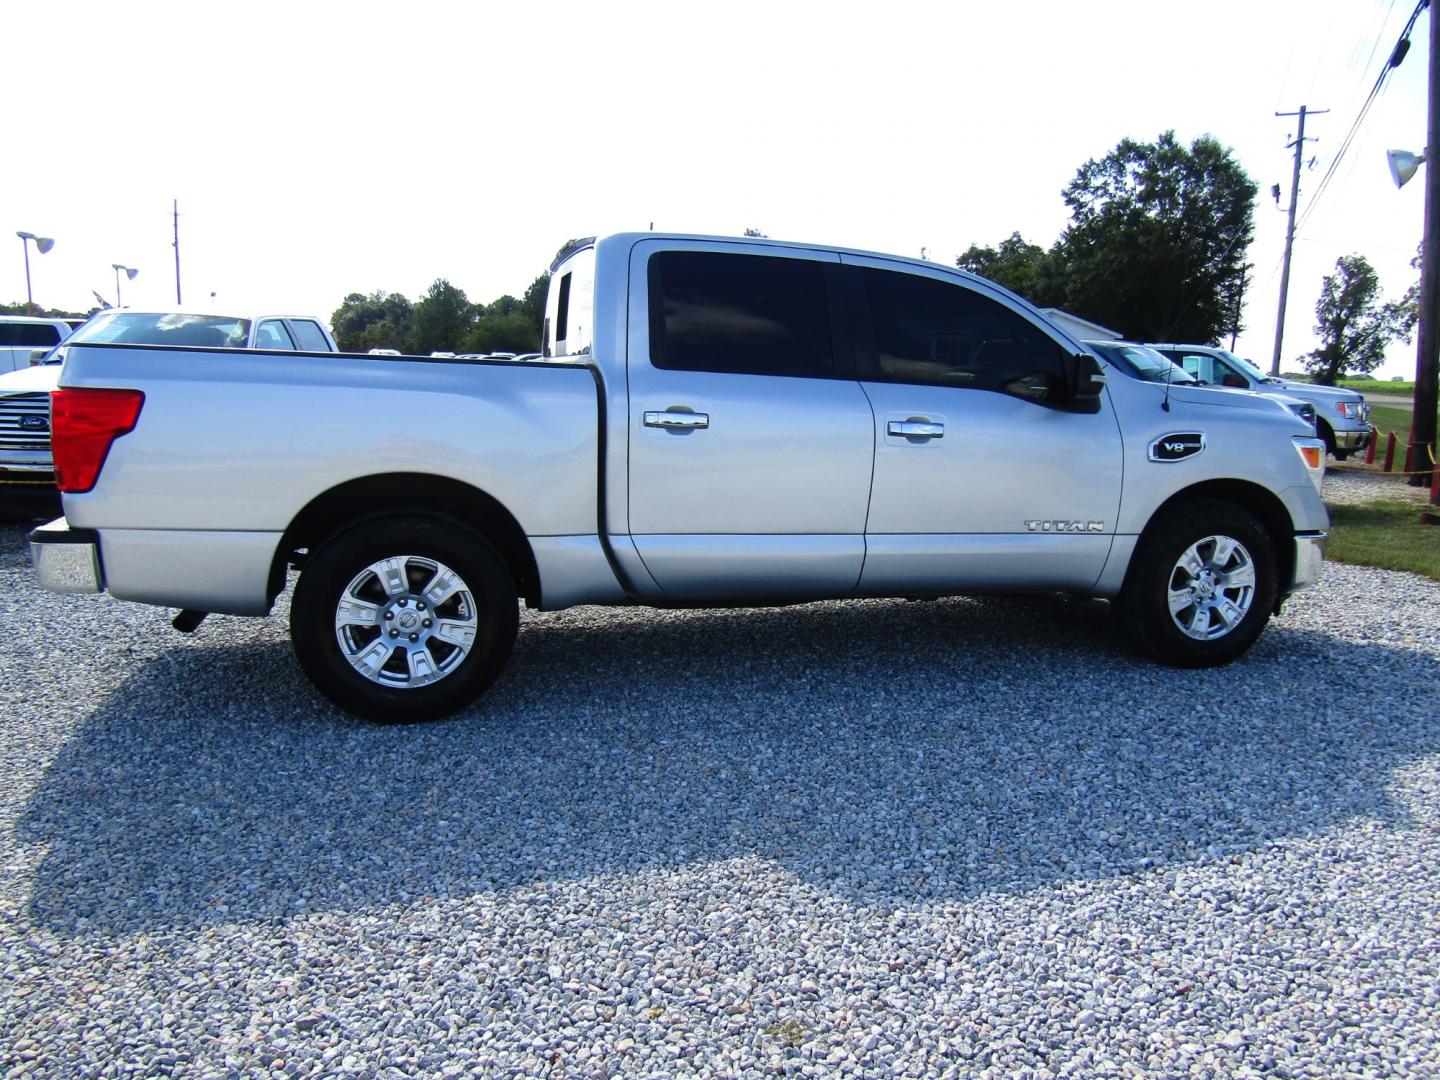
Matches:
[[1297, 0, 1428, 232]]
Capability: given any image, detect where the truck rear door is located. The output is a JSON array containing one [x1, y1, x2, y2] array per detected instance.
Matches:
[[624, 240, 874, 600]]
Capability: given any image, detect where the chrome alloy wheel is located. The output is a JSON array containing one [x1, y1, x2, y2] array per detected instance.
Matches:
[[1166, 534, 1257, 641], [333, 555, 479, 688]]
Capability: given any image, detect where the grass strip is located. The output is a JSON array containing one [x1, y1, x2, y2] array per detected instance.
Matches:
[[1326, 499, 1440, 583]]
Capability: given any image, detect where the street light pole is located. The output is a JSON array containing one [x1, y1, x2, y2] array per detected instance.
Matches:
[[111, 264, 139, 308], [15, 231, 55, 316]]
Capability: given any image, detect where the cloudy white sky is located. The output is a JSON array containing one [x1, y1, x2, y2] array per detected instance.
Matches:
[[6, 0, 1431, 376]]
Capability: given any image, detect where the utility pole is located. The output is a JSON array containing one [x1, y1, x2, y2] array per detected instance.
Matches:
[[1271, 105, 1328, 375], [1229, 271, 1248, 352], [1406, 4, 1439, 486], [172, 199, 182, 305]]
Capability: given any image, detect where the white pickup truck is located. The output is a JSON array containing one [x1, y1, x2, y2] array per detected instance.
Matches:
[[0, 315, 74, 372], [30, 234, 1330, 721]]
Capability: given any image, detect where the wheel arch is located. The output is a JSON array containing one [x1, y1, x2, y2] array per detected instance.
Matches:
[[269, 473, 541, 607], [1137, 479, 1297, 596]]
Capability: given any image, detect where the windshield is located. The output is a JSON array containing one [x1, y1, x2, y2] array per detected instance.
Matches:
[[1217, 349, 1270, 381], [1090, 342, 1196, 384], [68, 312, 252, 349]]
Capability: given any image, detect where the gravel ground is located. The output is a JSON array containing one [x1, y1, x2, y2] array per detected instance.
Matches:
[[1, 522, 1437, 1077], [1321, 467, 1432, 507]]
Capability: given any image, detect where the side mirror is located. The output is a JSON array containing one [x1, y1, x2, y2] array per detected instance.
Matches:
[[1221, 373, 1247, 389], [1063, 353, 1107, 413], [28, 349, 50, 366]]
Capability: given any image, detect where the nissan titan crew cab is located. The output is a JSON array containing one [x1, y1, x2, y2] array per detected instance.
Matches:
[[30, 234, 1329, 721]]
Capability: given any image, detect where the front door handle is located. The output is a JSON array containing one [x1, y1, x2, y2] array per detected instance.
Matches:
[[644, 410, 709, 429], [888, 420, 944, 439]]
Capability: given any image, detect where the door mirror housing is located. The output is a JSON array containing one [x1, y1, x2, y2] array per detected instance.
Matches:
[[1221, 372, 1248, 389], [1063, 353, 1107, 413]]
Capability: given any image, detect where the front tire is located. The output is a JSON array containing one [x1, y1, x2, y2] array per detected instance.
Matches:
[[1116, 498, 1278, 667], [290, 516, 518, 722]]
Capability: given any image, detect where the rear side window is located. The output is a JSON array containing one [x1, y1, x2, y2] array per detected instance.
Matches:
[[254, 321, 296, 350], [555, 273, 572, 345], [288, 320, 331, 351], [1164, 350, 1218, 383], [856, 267, 1065, 403], [0, 323, 63, 347], [649, 251, 833, 377]]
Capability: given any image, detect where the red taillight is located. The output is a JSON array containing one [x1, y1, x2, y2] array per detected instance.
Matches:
[[50, 388, 145, 493]]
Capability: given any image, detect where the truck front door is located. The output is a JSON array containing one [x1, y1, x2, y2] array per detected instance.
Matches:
[[841, 258, 1124, 594]]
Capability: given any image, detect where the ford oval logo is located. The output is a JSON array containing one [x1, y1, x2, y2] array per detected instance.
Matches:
[[19, 415, 49, 432]]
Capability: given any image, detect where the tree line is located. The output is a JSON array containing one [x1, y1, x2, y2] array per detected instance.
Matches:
[[329, 273, 549, 355], [15, 129, 1417, 382], [958, 130, 1415, 384]]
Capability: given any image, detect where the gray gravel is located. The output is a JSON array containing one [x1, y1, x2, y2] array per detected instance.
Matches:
[[1322, 467, 1432, 507], [1, 523, 1438, 1077]]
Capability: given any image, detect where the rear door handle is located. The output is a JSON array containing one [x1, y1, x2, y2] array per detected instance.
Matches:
[[887, 420, 944, 439], [644, 410, 709, 429]]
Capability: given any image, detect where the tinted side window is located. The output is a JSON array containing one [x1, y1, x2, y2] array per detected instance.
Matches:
[[288, 320, 331, 351], [857, 268, 1065, 403], [555, 273, 572, 345], [254, 321, 296, 350], [0, 323, 62, 347], [649, 251, 833, 377]]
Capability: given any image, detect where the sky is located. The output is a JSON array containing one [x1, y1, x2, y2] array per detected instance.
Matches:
[[5, 0, 1432, 377]]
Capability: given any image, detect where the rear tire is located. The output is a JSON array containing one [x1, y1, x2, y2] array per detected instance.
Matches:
[[290, 516, 518, 722], [1115, 498, 1278, 668]]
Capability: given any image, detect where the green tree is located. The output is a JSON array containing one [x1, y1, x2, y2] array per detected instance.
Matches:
[[409, 279, 477, 355], [522, 272, 549, 327], [1054, 131, 1257, 343], [330, 291, 413, 352], [1393, 243, 1422, 340], [1301, 254, 1405, 385], [955, 232, 1063, 305], [464, 312, 541, 354], [1, 302, 93, 319]]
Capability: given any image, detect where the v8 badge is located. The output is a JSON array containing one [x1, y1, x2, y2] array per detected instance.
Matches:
[[1149, 432, 1205, 462]]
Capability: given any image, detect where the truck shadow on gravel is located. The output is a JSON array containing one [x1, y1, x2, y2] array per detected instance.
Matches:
[[18, 592, 1440, 934]]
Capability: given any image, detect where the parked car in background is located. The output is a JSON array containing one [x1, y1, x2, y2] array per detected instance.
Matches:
[[0, 310, 337, 518], [1087, 341, 1317, 431], [1148, 344, 1368, 459], [0, 315, 73, 372]]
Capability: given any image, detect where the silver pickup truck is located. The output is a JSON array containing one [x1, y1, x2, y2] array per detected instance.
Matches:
[[30, 233, 1329, 721], [1148, 344, 1372, 460]]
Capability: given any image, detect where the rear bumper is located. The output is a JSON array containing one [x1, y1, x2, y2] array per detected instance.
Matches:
[[28, 518, 103, 593]]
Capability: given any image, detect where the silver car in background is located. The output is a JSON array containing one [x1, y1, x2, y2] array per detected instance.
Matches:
[[1148, 344, 1368, 459]]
